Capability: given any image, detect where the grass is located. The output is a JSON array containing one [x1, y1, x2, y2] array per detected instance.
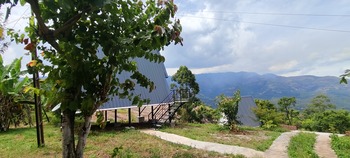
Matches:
[[288, 132, 318, 158], [160, 123, 282, 151], [0, 123, 244, 158], [331, 135, 350, 158]]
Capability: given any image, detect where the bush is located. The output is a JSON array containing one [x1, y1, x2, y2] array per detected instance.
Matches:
[[301, 110, 350, 133], [253, 99, 283, 130], [178, 101, 220, 123]]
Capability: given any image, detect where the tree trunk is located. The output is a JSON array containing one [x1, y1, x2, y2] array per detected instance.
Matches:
[[75, 115, 92, 158], [62, 109, 76, 158]]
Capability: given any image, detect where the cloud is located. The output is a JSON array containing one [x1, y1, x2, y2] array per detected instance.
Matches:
[[163, 0, 350, 77], [2, 1, 350, 78]]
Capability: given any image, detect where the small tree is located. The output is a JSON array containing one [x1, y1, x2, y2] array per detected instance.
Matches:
[[304, 94, 335, 116], [278, 97, 296, 125], [171, 65, 199, 98], [253, 99, 283, 129], [171, 65, 201, 122], [217, 90, 241, 128]]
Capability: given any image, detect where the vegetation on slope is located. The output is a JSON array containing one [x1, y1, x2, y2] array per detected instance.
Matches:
[[288, 132, 318, 158]]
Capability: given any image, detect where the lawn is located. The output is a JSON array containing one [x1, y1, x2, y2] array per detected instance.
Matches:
[[288, 132, 318, 158], [160, 123, 282, 151], [0, 123, 244, 158]]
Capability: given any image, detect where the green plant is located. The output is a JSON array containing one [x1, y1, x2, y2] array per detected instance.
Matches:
[[278, 97, 297, 125], [0, 56, 31, 131], [111, 146, 135, 158], [217, 90, 241, 128], [301, 110, 350, 133], [331, 135, 350, 158], [253, 99, 284, 130], [95, 111, 106, 129], [288, 132, 318, 158]]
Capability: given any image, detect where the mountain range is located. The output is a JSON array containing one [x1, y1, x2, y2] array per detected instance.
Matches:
[[191, 72, 350, 110]]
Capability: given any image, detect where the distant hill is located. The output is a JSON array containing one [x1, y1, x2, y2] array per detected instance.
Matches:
[[190, 72, 350, 110]]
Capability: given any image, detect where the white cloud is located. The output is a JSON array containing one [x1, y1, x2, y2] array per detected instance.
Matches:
[[269, 60, 298, 72], [2, 1, 350, 78]]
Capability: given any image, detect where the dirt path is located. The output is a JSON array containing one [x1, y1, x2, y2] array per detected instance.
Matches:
[[141, 129, 342, 158], [314, 132, 337, 158], [141, 129, 264, 158], [263, 131, 299, 158]]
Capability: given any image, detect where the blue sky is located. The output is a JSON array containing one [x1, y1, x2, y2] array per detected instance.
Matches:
[[2, 0, 350, 77]]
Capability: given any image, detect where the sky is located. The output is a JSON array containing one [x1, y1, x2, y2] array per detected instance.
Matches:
[[162, 0, 350, 77], [2, 0, 350, 77]]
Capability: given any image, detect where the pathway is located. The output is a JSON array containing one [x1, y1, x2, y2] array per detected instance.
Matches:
[[141, 129, 264, 158], [314, 132, 337, 158], [264, 131, 299, 158], [141, 129, 340, 158]]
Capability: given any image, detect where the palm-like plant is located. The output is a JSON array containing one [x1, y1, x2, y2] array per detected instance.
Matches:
[[0, 55, 30, 131]]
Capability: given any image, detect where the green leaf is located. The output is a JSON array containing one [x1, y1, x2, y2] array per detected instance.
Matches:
[[340, 77, 347, 84], [20, 0, 26, 6]]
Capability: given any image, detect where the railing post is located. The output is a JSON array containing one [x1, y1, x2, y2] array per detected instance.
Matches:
[[128, 108, 131, 126], [104, 111, 107, 122], [114, 109, 117, 127], [172, 89, 176, 102], [168, 103, 172, 123], [151, 106, 154, 121]]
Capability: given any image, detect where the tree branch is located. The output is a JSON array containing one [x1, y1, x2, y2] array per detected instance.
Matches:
[[54, 7, 92, 37], [26, 0, 61, 52]]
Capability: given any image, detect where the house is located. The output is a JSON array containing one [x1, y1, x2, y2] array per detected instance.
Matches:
[[97, 51, 183, 125], [219, 96, 261, 127], [237, 96, 261, 127]]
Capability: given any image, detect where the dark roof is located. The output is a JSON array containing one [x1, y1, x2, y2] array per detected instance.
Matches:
[[237, 96, 261, 127], [99, 51, 170, 110]]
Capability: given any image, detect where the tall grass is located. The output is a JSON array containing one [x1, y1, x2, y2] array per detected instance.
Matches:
[[331, 135, 350, 158], [288, 132, 318, 158]]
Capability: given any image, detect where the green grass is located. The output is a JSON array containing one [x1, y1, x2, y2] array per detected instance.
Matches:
[[288, 132, 318, 158], [160, 123, 281, 151], [331, 135, 350, 158], [0, 123, 244, 158]]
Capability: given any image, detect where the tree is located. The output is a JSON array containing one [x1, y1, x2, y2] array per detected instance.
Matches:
[[304, 94, 335, 116], [171, 65, 201, 122], [278, 97, 296, 125], [0, 56, 30, 131], [253, 99, 283, 129], [171, 65, 199, 97], [217, 90, 241, 128], [4, 0, 183, 157]]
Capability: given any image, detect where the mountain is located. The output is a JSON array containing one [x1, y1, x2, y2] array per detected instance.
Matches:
[[193, 72, 350, 110]]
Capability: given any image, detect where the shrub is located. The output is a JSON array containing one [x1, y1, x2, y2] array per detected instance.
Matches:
[[301, 110, 350, 133]]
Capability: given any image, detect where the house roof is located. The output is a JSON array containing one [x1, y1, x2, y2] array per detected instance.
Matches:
[[98, 51, 170, 110], [237, 96, 261, 127]]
